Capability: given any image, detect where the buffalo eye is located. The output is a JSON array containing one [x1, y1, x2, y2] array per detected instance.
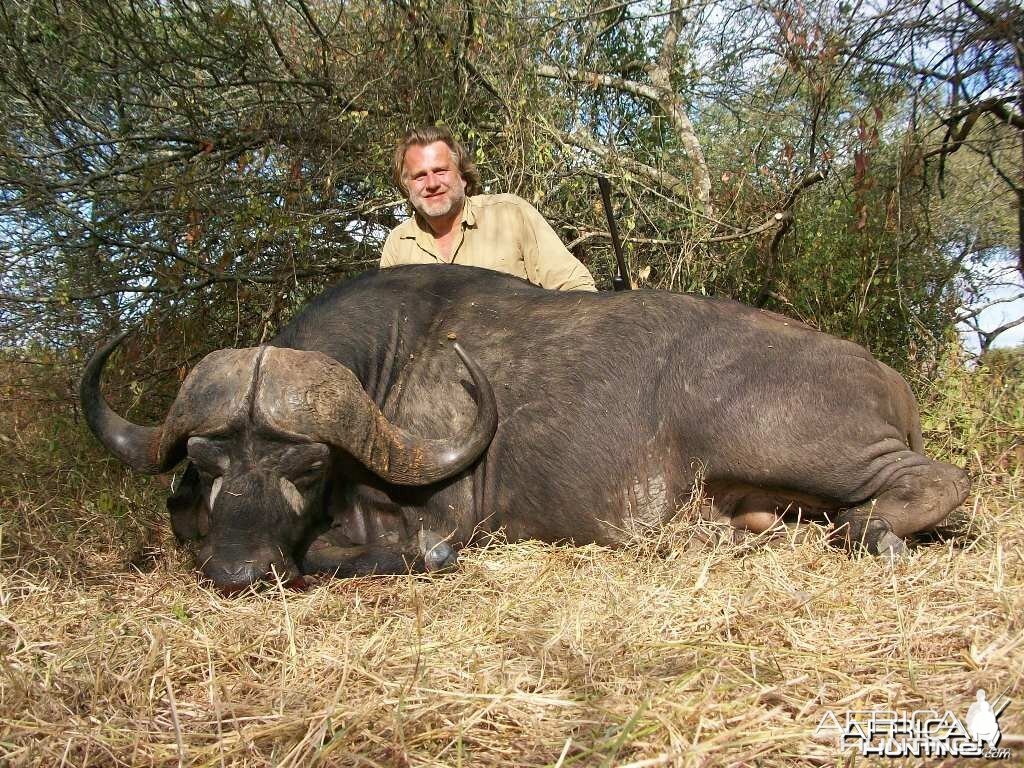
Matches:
[[276, 443, 329, 488], [187, 436, 229, 477], [290, 460, 326, 489]]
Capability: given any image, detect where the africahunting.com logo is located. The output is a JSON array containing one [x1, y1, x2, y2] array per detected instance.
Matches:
[[814, 689, 1012, 759]]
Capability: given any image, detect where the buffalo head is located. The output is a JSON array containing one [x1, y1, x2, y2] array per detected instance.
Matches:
[[80, 336, 496, 591]]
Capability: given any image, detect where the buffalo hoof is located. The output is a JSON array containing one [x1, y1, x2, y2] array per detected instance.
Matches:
[[871, 529, 906, 558], [834, 514, 908, 558], [424, 541, 458, 572], [419, 530, 458, 572]]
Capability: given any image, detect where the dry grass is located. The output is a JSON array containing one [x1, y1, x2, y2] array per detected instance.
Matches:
[[1, 353, 1022, 767]]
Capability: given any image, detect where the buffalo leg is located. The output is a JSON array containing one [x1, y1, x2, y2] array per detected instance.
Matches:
[[302, 538, 425, 577], [300, 526, 458, 577], [835, 458, 969, 555], [301, 524, 425, 577]]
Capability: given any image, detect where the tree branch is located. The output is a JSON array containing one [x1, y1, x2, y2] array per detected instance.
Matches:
[[754, 172, 826, 307], [955, 291, 1024, 323], [536, 0, 713, 213]]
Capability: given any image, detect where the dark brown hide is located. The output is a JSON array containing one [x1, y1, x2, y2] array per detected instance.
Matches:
[[81, 265, 971, 587]]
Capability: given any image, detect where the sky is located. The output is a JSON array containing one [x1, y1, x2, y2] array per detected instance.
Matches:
[[958, 253, 1024, 352]]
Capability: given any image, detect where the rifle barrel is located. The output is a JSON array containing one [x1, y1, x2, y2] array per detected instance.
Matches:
[[597, 176, 631, 291]]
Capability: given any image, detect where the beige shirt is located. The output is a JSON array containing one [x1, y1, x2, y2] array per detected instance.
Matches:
[[380, 194, 597, 291]]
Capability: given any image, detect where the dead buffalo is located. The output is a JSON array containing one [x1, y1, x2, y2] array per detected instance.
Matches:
[[81, 265, 969, 590]]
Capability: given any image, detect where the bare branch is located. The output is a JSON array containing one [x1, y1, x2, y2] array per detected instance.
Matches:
[[955, 291, 1024, 323]]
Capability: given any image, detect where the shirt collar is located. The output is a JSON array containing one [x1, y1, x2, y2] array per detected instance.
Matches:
[[461, 195, 478, 227]]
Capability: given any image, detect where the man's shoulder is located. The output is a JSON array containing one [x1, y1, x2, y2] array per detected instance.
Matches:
[[469, 193, 535, 212], [387, 213, 419, 239]]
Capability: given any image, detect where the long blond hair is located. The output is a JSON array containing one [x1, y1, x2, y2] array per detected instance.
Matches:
[[391, 126, 482, 197]]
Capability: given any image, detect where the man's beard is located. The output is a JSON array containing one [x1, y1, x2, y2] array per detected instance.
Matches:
[[413, 186, 465, 220]]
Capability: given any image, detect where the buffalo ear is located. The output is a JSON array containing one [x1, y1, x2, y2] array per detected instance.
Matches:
[[167, 463, 203, 542]]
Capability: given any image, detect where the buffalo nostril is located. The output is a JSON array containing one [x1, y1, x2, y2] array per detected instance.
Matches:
[[203, 553, 304, 594], [224, 562, 266, 584], [224, 564, 251, 580], [204, 561, 264, 592]]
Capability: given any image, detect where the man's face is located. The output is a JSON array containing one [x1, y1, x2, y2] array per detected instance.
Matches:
[[402, 141, 468, 222]]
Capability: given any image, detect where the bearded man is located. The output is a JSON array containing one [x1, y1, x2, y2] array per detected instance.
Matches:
[[380, 126, 597, 291]]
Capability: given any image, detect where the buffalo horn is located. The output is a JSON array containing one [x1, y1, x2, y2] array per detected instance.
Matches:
[[256, 344, 497, 485], [79, 332, 170, 474]]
